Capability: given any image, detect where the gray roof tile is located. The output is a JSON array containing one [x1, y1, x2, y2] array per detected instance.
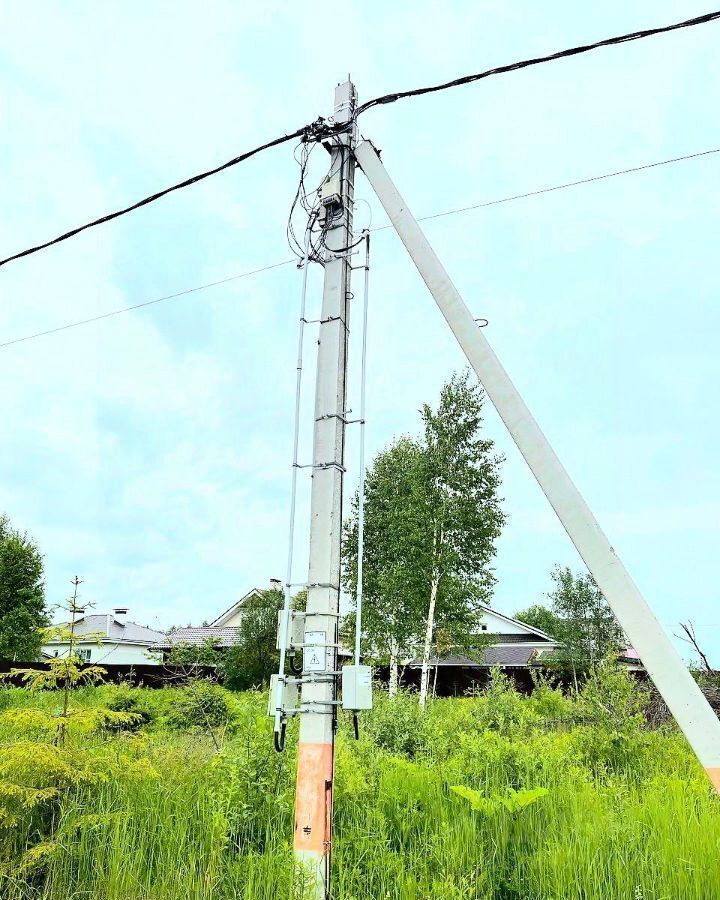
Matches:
[[58, 615, 166, 644], [153, 626, 242, 649], [408, 644, 546, 668]]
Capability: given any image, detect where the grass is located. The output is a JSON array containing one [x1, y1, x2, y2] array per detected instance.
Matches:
[[1, 670, 720, 899]]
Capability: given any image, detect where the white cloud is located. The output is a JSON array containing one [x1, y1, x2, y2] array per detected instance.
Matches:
[[1, 0, 719, 664]]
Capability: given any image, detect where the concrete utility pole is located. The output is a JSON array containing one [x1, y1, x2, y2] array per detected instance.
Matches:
[[294, 80, 357, 898], [356, 138, 720, 793]]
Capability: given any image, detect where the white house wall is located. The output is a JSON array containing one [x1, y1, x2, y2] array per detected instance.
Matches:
[[479, 610, 538, 636], [216, 610, 244, 628], [42, 641, 162, 666]]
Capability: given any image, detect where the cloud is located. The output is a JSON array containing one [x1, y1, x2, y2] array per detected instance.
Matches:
[[1, 1, 719, 667]]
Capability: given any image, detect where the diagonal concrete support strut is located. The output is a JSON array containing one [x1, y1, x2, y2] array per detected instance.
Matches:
[[355, 137, 720, 791]]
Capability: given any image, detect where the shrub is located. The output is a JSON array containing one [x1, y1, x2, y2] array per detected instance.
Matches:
[[363, 689, 429, 757], [103, 684, 154, 731], [167, 681, 235, 731]]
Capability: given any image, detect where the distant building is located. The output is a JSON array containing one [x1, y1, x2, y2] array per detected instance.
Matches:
[[406, 606, 560, 684], [42, 607, 167, 667], [404, 607, 644, 694], [153, 579, 283, 654]]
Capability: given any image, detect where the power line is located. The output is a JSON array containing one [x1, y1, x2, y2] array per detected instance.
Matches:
[[1, 11, 719, 271], [0, 259, 294, 349], [357, 10, 720, 114], [2, 141, 717, 351], [373, 147, 720, 231], [0, 127, 309, 270]]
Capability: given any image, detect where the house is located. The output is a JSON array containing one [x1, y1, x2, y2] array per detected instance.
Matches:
[[42, 607, 167, 667], [404, 607, 645, 694], [404, 606, 561, 694], [154, 579, 283, 654]]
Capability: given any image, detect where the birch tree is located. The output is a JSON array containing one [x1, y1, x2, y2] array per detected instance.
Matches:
[[416, 372, 505, 707], [344, 372, 505, 705], [343, 438, 427, 694]]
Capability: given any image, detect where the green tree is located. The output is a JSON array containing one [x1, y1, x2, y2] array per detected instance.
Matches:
[[343, 437, 428, 694], [512, 603, 560, 639], [222, 587, 284, 691], [515, 565, 625, 689], [0, 513, 49, 662], [415, 372, 505, 706], [344, 372, 505, 706], [2, 577, 130, 745]]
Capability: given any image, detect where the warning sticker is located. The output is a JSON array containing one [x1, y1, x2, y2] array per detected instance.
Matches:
[[304, 631, 326, 673]]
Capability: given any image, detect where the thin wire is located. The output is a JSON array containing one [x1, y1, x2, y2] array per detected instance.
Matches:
[[370, 146, 720, 233], [354, 231, 370, 666], [275, 229, 312, 735], [3, 143, 718, 351], [0, 259, 293, 349], [357, 10, 720, 115]]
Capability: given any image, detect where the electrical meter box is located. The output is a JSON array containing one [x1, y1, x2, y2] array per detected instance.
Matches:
[[320, 174, 342, 208], [267, 674, 299, 718], [276, 610, 305, 651], [341, 665, 373, 711]]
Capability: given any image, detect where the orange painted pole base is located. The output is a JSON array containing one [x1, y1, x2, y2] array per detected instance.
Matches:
[[705, 767, 720, 793], [294, 742, 333, 853], [294, 742, 333, 897]]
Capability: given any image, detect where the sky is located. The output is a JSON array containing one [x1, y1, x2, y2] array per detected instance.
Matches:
[[1, 2, 719, 664]]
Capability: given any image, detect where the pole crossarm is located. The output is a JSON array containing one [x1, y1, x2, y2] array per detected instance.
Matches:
[[355, 137, 720, 792]]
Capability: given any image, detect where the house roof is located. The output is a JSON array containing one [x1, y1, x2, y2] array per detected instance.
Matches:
[[153, 626, 242, 649], [408, 644, 549, 669], [488, 633, 552, 645], [153, 625, 354, 657], [481, 608, 555, 642], [49, 615, 166, 645], [210, 588, 262, 626]]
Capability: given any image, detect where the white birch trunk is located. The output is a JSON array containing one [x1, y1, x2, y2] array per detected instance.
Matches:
[[419, 575, 440, 709], [388, 638, 399, 697]]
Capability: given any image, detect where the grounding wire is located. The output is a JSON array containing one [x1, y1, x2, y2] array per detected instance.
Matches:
[[354, 231, 370, 667], [356, 10, 720, 115], [275, 227, 312, 739], [2, 143, 719, 351]]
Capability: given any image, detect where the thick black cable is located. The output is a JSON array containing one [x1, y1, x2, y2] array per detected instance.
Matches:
[[1, 11, 718, 271], [357, 10, 720, 115], [274, 722, 286, 753], [2, 143, 718, 351], [0, 127, 307, 269]]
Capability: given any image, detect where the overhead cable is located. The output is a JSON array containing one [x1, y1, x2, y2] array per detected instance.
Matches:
[[0, 127, 309, 270], [374, 147, 720, 231], [2, 10, 719, 270], [2, 142, 718, 350], [357, 10, 720, 115], [0, 259, 294, 348]]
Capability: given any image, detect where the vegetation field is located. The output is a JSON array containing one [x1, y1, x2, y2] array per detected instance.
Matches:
[[2, 670, 720, 899]]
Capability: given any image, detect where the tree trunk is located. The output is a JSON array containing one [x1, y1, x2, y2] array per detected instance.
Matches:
[[419, 574, 440, 709], [388, 638, 399, 697], [571, 656, 579, 694]]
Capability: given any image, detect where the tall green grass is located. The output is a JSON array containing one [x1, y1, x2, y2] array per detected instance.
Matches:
[[1, 672, 720, 899]]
